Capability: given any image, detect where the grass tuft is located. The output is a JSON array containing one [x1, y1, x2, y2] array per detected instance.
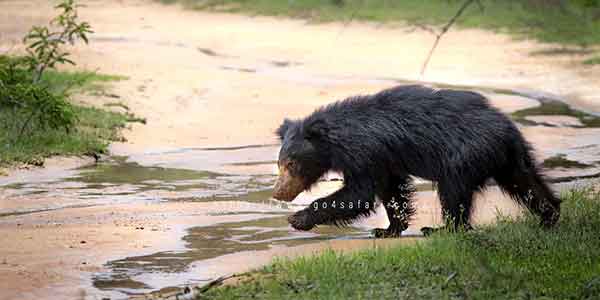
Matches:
[[40, 70, 128, 95], [0, 106, 128, 166], [0, 69, 133, 166], [583, 56, 600, 65]]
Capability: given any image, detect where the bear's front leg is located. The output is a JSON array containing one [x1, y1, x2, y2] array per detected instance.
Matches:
[[373, 178, 415, 238], [288, 184, 375, 231]]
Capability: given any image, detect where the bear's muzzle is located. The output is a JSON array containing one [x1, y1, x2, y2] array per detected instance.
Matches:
[[272, 165, 305, 202]]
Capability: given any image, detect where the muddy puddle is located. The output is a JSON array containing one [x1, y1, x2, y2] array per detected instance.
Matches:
[[92, 215, 367, 296], [0, 154, 378, 299], [0, 156, 279, 217]]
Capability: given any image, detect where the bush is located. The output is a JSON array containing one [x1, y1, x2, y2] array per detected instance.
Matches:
[[0, 0, 91, 143], [0, 56, 76, 140], [0, 0, 131, 166]]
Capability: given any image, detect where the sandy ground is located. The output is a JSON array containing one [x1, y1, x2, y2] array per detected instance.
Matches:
[[2, 0, 599, 151], [1, 0, 600, 299], [0, 202, 278, 300]]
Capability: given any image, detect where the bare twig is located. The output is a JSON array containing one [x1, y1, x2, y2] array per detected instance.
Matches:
[[420, 0, 477, 76], [17, 100, 44, 140], [197, 275, 236, 294]]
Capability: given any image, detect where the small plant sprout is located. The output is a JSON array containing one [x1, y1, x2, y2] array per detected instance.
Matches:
[[23, 0, 93, 83]]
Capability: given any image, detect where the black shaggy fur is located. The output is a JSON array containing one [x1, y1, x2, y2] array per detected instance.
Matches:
[[277, 85, 560, 236]]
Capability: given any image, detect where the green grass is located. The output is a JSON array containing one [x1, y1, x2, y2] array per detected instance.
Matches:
[[203, 188, 600, 299], [0, 106, 128, 165], [583, 56, 600, 65], [159, 0, 600, 47], [0, 70, 132, 166], [40, 70, 128, 95]]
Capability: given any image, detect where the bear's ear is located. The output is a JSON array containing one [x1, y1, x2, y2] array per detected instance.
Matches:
[[276, 118, 293, 141], [304, 118, 330, 140]]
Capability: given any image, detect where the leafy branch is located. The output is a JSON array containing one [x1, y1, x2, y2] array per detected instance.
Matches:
[[23, 0, 93, 83], [0, 0, 92, 142]]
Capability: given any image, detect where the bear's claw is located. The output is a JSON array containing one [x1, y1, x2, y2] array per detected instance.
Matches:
[[288, 210, 315, 231], [372, 228, 403, 238], [420, 226, 438, 236]]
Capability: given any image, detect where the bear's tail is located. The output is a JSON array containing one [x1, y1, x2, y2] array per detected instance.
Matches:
[[494, 141, 561, 227]]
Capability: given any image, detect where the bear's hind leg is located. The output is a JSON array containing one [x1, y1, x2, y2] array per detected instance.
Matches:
[[494, 163, 560, 227], [373, 177, 416, 238], [422, 180, 478, 235]]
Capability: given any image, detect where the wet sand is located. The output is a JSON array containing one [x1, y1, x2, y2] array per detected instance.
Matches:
[[0, 202, 278, 300], [1, 0, 599, 299]]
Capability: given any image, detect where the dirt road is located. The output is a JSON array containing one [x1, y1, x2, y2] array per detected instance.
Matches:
[[1, 1, 599, 299]]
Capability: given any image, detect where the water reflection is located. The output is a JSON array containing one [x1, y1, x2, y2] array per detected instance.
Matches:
[[93, 215, 366, 295]]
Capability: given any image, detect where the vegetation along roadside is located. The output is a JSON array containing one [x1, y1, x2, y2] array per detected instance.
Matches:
[[0, 0, 143, 168], [160, 0, 600, 64]]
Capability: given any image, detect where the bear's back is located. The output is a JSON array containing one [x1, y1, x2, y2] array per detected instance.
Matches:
[[317, 85, 495, 122], [310, 85, 520, 174]]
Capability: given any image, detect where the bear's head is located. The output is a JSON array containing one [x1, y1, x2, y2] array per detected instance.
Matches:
[[272, 117, 332, 201]]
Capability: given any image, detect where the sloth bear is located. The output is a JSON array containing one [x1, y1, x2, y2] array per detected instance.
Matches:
[[272, 85, 560, 237]]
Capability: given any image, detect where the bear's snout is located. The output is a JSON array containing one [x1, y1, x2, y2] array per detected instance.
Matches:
[[272, 165, 305, 201]]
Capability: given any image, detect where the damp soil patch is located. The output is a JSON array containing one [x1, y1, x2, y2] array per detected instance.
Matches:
[[70, 157, 220, 185], [63, 157, 225, 194], [92, 215, 366, 294], [542, 154, 593, 169], [511, 101, 600, 128]]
